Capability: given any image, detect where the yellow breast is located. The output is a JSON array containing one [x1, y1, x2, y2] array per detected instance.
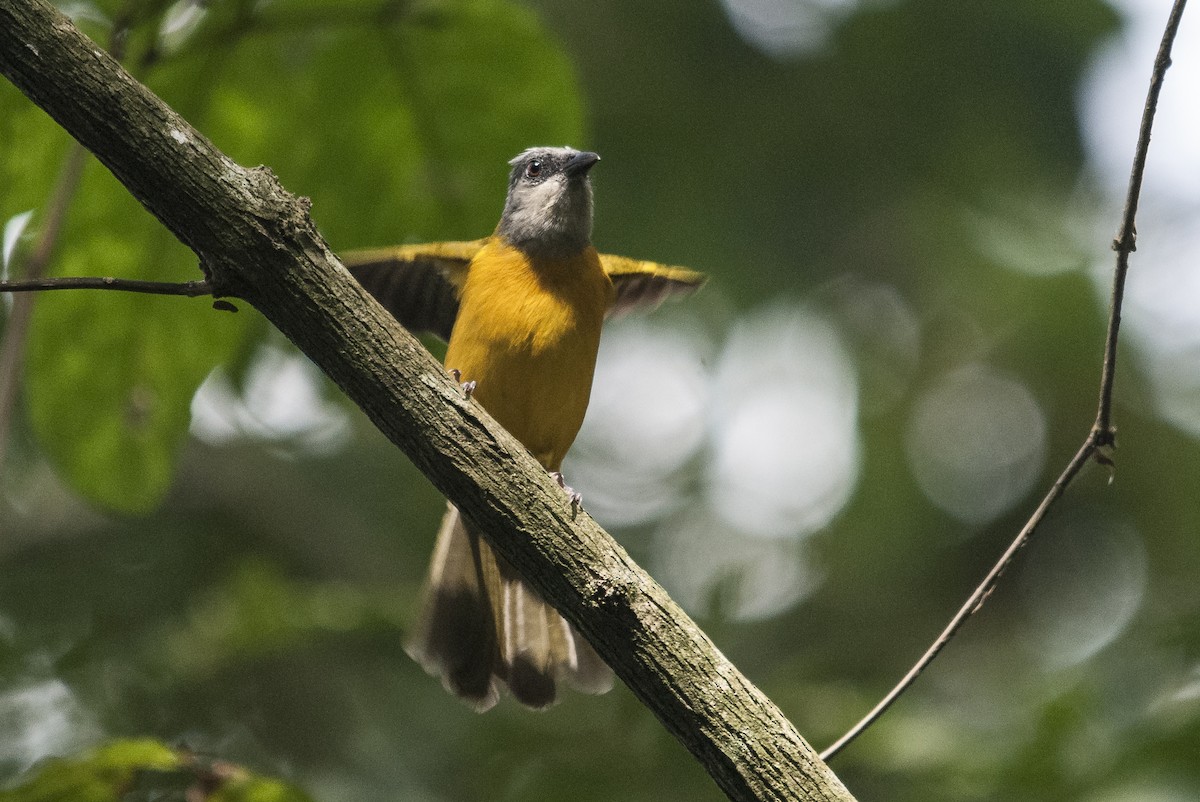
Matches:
[[444, 237, 614, 470]]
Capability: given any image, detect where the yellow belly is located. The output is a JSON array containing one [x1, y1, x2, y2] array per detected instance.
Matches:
[[444, 238, 613, 470]]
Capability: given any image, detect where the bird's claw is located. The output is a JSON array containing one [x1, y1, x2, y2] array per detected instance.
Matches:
[[550, 471, 582, 514], [447, 369, 476, 399]]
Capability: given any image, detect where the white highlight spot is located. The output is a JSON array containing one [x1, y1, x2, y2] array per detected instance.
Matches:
[[654, 506, 819, 622], [717, 0, 875, 57], [0, 678, 101, 771], [906, 364, 1046, 526], [190, 345, 350, 453], [710, 306, 860, 539], [168, 128, 189, 145], [1018, 517, 1146, 669], [3, 210, 34, 275], [569, 321, 710, 526], [159, 0, 209, 53]]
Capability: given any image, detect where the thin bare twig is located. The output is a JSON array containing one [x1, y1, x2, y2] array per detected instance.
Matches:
[[0, 276, 213, 296], [821, 0, 1189, 762], [1095, 0, 1184, 439], [820, 441, 1096, 760]]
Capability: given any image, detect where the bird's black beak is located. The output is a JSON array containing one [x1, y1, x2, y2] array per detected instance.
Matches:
[[563, 151, 600, 177]]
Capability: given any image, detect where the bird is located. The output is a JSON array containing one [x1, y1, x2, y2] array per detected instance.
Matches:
[[343, 147, 705, 710]]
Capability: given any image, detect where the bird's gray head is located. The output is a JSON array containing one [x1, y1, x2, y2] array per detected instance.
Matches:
[[496, 146, 599, 258]]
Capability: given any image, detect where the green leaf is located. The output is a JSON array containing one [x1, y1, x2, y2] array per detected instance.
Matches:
[[0, 739, 179, 802], [0, 87, 73, 241], [189, 0, 585, 245], [385, 0, 588, 234], [15, 0, 585, 513], [211, 774, 316, 802], [0, 739, 314, 802], [23, 163, 253, 514], [157, 558, 406, 679]]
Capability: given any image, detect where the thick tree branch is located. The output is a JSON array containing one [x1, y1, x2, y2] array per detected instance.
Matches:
[[0, 2, 854, 800], [820, 0, 1189, 762]]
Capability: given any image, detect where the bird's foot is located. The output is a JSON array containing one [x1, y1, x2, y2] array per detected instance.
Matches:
[[550, 471, 583, 515], [448, 369, 476, 399]]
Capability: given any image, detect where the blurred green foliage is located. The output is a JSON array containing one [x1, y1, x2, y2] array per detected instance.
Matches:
[[2, 0, 581, 513], [0, 738, 312, 802], [4, 1, 1200, 801]]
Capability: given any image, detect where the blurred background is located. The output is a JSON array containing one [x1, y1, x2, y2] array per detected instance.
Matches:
[[3, 0, 1200, 800]]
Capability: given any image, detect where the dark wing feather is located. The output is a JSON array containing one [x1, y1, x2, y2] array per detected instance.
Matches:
[[599, 254, 707, 318], [343, 242, 705, 339], [341, 241, 482, 343]]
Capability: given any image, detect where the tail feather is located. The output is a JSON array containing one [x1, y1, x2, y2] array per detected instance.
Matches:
[[406, 504, 612, 710], [405, 505, 500, 710]]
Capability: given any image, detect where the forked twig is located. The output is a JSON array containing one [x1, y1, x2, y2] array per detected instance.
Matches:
[[821, 0, 1190, 762]]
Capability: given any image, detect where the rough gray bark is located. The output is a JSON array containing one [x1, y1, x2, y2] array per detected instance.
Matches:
[[0, 3, 856, 800]]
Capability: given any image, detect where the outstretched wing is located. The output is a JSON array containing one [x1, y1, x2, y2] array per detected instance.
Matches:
[[343, 240, 706, 342], [341, 241, 482, 342], [599, 255, 707, 317]]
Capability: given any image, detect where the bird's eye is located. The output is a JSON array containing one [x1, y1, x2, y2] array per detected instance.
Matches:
[[526, 160, 542, 178]]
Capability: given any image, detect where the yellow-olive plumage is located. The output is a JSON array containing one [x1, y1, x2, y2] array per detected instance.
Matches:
[[447, 237, 612, 470], [344, 147, 704, 710]]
